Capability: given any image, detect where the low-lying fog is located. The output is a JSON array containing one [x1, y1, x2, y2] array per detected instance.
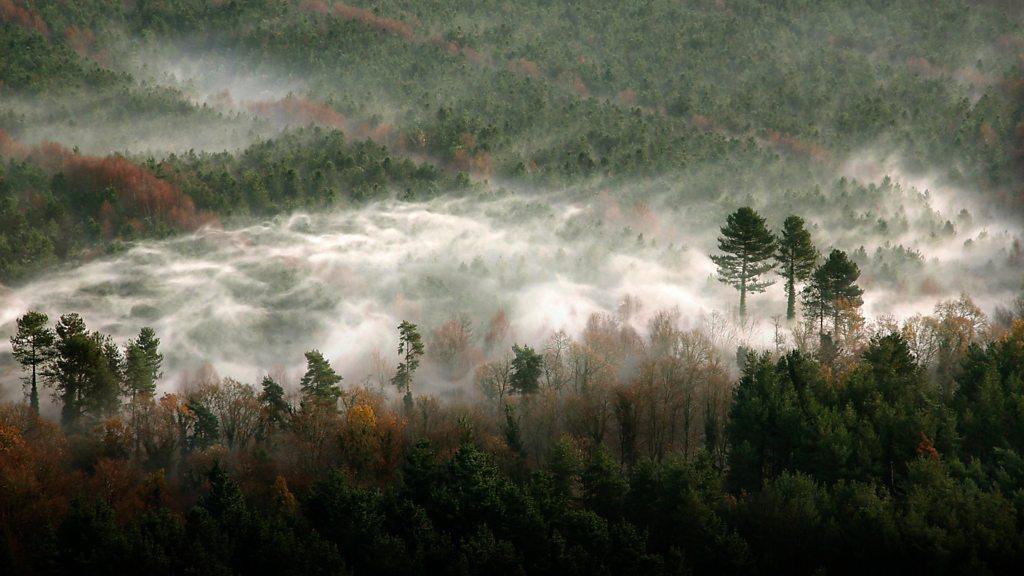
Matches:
[[1, 176, 1020, 401], [2, 45, 1022, 405]]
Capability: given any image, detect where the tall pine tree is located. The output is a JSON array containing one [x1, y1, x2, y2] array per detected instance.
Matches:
[[776, 216, 818, 320], [392, 321, 425, 412], [10, 311, 55, 416], [711, 207, 777, 318]]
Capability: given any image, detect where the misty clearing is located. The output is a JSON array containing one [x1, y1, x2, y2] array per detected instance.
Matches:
[[1, 2, 1024, 575]]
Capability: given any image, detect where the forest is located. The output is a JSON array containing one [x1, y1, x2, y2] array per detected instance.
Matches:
[[2, 0, 1024, 574]]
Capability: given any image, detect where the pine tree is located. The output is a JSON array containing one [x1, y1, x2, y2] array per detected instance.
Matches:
[[392, 321, 424, 411], [299, 350, 343, 407], [48, 313, 91, 426], [802, 249, 864, 337], [776, 216, 818, 320], [10, 311, 55, 416], [46, 314, 122, 427], [711, 207, 777, 318], [259, 375, 291, 431]]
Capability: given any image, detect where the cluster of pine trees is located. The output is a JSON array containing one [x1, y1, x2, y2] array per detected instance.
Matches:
[[712, 207, 863, 336]]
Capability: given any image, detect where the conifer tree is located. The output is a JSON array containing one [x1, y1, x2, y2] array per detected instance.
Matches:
[[802, 249, 864, 336], [776, 216, 818, 320], [392, 321, 424, 411], [711, 207, 777, 318], [299, 350, 343, 407], [10, 311, 55, 416], [259, 375, 291, 431]]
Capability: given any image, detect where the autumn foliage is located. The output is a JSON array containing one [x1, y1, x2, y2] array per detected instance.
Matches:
[[0, 0, 48, 36], [0, 130, 204, 236], [246, 95, 348, 130], [299, 0, 415, 41]]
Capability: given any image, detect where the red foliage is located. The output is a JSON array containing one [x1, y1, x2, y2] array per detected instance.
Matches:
[[0, 130, 205, 235], [916, 431, 939, 460], [298, 0, 330, 16], [460, 46, 484, 64], [508, 58, 541, 79], [0, 0, 49, 36], [63, 25, 110, 65], [297, 1, 415, 40], [691, 115, 714, 130], [64, 25, 94, 55], [766, 129, 828, 161], [246, 95, 347, 129], [617, 88, 637, 106], [906, 56, 941, 77], [354, 121, 394, 144], [65, 155, 201, 233], [571, 75, 589, 97], [0, 128, 27, 156]]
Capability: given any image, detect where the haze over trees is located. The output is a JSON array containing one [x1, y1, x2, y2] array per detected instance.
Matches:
[[2, 1, 1024, 574]]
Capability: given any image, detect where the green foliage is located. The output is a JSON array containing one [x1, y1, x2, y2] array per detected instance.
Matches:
[[259, 375, 291, 431], [123, 326, 161, 401], [776, 215, 818, 320], [509, 344, 542, 396], [9, 310, 54, 414], [711, 207, 777, 317], [393, 320, 425, 409], [187, 400, 220, 452], [299, 349, 343, 407], [46, 313, 122, 426], [802, 249, 864, 335]]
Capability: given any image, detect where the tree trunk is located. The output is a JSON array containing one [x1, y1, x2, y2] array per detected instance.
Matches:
[[30, 364, 39, 416], [786, 268, 796, 320], [739, 279, 747, 319]]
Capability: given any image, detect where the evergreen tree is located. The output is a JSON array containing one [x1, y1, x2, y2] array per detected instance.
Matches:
[[802, 249, 864, 336], [503, 404, 524, 455], [776, 216, 818, 320], [10, 310, 55, 416], [259, 375, 291, 431], [392, 321, 424, 411], [124, 327, 162, 400], [187, 400, 220, 451], [299, 350, 343, 407], [46, 314, 120, 426], [509, 344, 543, 395], [711, 207, 777, 318]]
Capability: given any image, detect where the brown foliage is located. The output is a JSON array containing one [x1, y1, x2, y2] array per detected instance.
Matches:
[[0, 0, 48, 36], [298, 1, 416, 41], [0, 130, 207, 235], [508, 58, 541, 79], [246, 95, 347, 130], [766, 129, 828, 161]]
